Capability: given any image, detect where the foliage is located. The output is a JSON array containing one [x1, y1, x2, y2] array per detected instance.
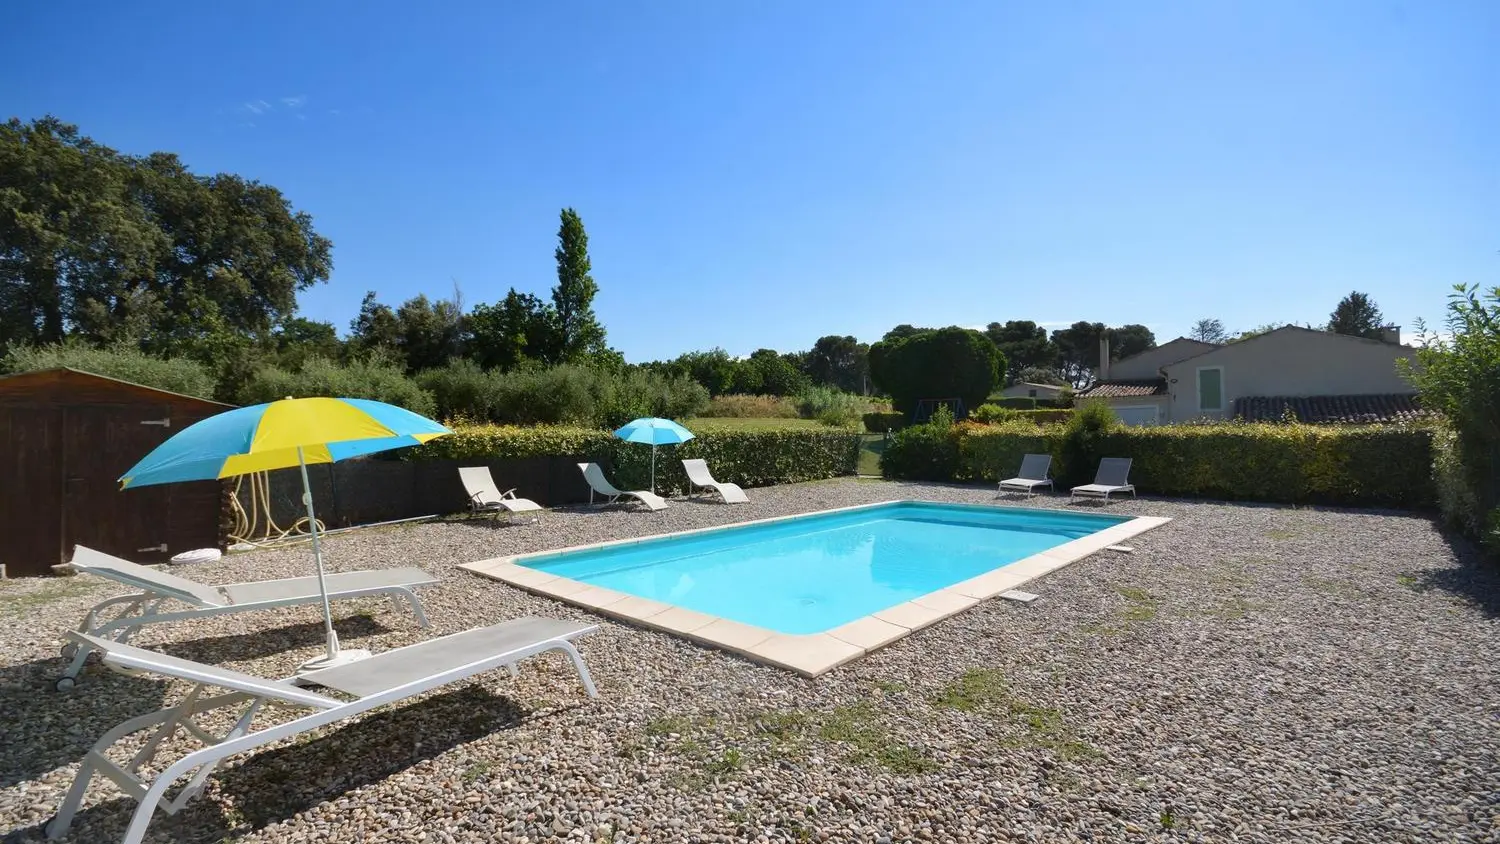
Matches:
[[862, 411, 905, 433], [410, 424, 862, 495], [1049, 322, 1157, 388], [989, 397, 1041, 410], [240, 353, 435, 415], [1189, 318, 1228, 344], [1057, 401, 1119, 485], [881, 418, 961, 481], [745, 348, 810, 396], [466, 289, 555, 371], [795, 386, 867, 427], [703, 394, 799, 418], [803, 335, 869, 394], [2, 341, 217, 399], [970, 404, 1020, 424], [1328, 291, 1385, 340], [416, 360, 708, 428], [1402, 284, 1500, 556], [1054, 384, 1075, 408], [0, 117, 331, 355], [985, 321, 1058, 379], [887, 420, 1435, 509], [551, 207, 608, 361], [272, 318, 342, 370], [868, 326, 1004, 414]]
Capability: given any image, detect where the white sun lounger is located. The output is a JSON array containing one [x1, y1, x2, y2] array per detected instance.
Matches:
[[459, 466, 544, 523], [681, 459, 748, 504], [577, 462, 668, 511], [58, 546, 437, 688], [1070, 457, 1137, 502], [997, 453, 1054, 497], [45, 617, 598, 844]]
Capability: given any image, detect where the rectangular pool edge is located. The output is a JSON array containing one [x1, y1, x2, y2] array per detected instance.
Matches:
[[458, 502, 1172, 678]]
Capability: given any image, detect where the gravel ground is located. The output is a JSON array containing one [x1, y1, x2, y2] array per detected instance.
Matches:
[[1, 479, 1497, 844]]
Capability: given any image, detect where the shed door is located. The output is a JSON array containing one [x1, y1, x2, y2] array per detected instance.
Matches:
[[0, 407, 65, 576], [62, 405, 174, 564]]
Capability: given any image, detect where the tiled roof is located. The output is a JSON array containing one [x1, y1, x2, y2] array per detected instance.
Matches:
[[1078, 379, 1168, 398], [1232, 394, 1426, 424]]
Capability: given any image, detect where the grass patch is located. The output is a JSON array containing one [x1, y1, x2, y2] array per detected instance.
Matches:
[[1301, 575, 1357, 596], [857, 434, 887, 475], [1116, 587, 1159, 622], [817, 701, 935, 774], [1396, 573, 1419, 590], [936, 668, 1099, 761], [460, 761, 493, 783], [645, 715, 692, 736], [0, 577, 100, 614], [753, 710, 810, 741], [873, 678, 907, 694], [704, 747, 744, 776], [932, 668, 1008, 711]]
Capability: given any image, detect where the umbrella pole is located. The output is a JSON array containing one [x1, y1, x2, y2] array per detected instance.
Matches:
[[295, 447, 370, 672], [650, 443, 657, 494]]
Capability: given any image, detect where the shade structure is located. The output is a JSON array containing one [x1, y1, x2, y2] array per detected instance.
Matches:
[[612, 417, 695, 494], [119, 397, 451, 671]]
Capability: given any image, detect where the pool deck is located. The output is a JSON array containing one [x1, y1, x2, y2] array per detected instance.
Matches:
[[460, 500, 1170, 676]]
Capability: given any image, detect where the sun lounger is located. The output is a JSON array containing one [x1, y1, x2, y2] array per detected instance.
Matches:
[[681, 459, 748, 503], [577, 462, 668, 511], [44, 617, 598, 844], [1070, 457, 1137, 502], [997, 453, 1054, 497], [459, 466, 543, 522], [57, 546, 437, 689]]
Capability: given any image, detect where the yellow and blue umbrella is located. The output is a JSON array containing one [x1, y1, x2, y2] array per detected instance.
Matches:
[[120, 397, 451, 670], [613, 417, 694, 494]]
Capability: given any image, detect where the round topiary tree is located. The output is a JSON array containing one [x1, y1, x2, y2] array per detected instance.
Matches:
[[868, 326, 1006, 416]]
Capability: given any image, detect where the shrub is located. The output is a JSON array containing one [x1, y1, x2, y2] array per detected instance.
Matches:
[[241, 353, 435, 415], [704, 394, 800, 418], [1056, 401, 1118, 485], [971, 404, 1019, 424], [1055, 385, 1075, 409], [408, 424, 861, 495], [868, 326, 1006, 414], [862, 411, 906, 433], [881, 408, 959, 481], [415, 362, 708, 428], [795, 386, 867, 427], [418, 359, 500, 422], [991, 397, 1038, 410], [1019, 409, 1074, 425], [945, 421, 1435, 508], [4, 341, 217, 399], [590, 367, 709, 429]]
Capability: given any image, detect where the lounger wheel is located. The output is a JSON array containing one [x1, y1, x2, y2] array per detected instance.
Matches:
[[60, 642, 79, 660], [54, 676, 77, 692]]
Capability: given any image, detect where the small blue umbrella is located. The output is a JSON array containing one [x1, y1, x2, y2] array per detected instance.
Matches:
[[613, 417, 695, 494]]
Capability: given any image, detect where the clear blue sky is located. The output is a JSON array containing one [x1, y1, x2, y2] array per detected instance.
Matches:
[[3, 1, 1496, 360]]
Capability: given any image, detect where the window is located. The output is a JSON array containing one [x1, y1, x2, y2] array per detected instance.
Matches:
[[1027, 389, 1037, 398], [1197, 367, 1224, 412]]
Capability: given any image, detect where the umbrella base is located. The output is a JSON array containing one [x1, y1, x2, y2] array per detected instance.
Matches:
[[295, 648, 372, 674]]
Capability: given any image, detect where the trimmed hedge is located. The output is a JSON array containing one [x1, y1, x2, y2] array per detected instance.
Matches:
[[971, 405, 1073, 425], [863, 412, 906, 433], [408, 424, 862, 496], [888, 420, 1436, 509]]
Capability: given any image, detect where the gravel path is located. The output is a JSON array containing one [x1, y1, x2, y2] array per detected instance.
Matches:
[[1, 479, 1496, 843]]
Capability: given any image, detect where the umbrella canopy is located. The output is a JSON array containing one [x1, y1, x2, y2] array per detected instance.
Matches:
[[119, 397, 451, 671], [613, 417, 695, 494]]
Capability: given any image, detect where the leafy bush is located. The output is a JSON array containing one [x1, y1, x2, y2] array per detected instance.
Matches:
[[795, 386, 867, 427], [409, 424, 861, 495], [942, 421, 1436, 508], [704, 394, 800, 418], [4, 341, 218, 399], [241, 353, 436, 415], [991, 397, 1038, 410], [418, 359, 500, 421], [1056, 401, 1118, 485], [1055, 385, 1075, 409], [415, 361, 708, 428], [881, 408, 959, 481], [1401, 284, 1500, 556], [971, 404, 1019, 424], [863, 411, 906, 433], [868, 326, 1006, 414]]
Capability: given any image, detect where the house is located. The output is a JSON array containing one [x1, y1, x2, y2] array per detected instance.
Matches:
[[1077, 326, 1421, 426], [998, 381, 1065, 401]]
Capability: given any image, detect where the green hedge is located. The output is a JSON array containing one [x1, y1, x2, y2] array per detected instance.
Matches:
[[887, 420, 1435, 509], [408, 424, 862, 496], [863, 412, 906, 433]]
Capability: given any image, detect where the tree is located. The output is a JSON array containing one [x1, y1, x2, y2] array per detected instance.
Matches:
[[868, 326, 1004, 414], [1111, 324, 1157, 360], [984, 321, 1058, 380], [1235, 322, 1285, 341], [394, 293, 464, 372], [550, 208, 607, 361], [1015, 365, 1064, 386], [0, 117, 332, 356], [274, 317, 342, 369], [1328, 291, 1384, 339], [467, 289, 555, 371], [746, 348, 809, 396], [1189, 318, 1228, 344], [348, 292, 402, 360], [1049, 322, 1157, 387], [804, 335, 869, 393]]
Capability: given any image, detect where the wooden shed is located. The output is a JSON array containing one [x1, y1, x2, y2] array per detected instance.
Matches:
[[0, 368, 231, 577]]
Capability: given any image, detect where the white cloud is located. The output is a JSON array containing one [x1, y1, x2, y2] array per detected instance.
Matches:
[[281, 95, 307, 108], [241, 99, 272, 115]]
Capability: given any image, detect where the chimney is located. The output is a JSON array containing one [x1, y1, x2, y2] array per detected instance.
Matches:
[[1379, 325, 1401, 345], [1098, 333, 1111, 381]]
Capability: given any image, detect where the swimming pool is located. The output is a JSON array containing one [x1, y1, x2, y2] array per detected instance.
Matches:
[[462, 500, 1168, 676], [519, 502, 1127, 634]]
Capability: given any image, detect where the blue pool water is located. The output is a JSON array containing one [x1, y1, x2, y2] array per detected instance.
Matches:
[[519, 502, 1127, 634]]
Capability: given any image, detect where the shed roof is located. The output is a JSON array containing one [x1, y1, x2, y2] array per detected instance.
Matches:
[[1232, 394, 1425, 424], [1076, 379, 1169, 398], [0, 368, 233, 408]]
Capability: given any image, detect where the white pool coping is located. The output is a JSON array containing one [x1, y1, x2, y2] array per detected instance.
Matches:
[[459, 500, 1171, 678]]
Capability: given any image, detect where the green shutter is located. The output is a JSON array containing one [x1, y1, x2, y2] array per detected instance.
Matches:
[[1198, 369, 1223, 410]]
